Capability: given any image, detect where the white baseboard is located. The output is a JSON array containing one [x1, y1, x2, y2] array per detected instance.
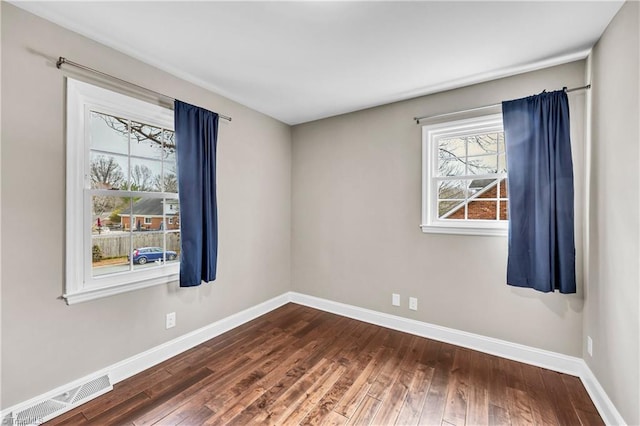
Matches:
[[0, 292, 290, 424], [287, 291, 626, 426], [2, 291, 625, 426], [577, 360, 627, 426], [288, 292, 583, 374], [108, 292, 290, 384]]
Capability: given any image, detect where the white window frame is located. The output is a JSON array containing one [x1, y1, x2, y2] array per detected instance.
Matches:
[[421, 114, 508, 237], [143, 217, 153, 225], [65, 79, 179, 304]]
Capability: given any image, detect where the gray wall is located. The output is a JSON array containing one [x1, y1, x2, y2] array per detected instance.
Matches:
[[1, 3, 291, 408], [586, 2, 640, 424], [292, 61, 587, 357], [4, 2, 637, 421]]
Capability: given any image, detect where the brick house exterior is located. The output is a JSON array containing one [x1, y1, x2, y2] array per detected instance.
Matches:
[[445, 178, 508, 220], [119, 198, 180, 231]]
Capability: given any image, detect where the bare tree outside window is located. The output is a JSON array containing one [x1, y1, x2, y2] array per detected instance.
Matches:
[[91, 155, 125, 190], [131, 164, 155, 191], [155, 172, 178, 193], [90, 155, 125, 217], [96, 114, 177, 192], [422, 114, 507, 235], [436, 133, 505, 218], [89, 112, 177, 226], [99, 115, 176, 156]]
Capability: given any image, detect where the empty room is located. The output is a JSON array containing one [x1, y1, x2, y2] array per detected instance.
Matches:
[[1, 1, 638, 425]]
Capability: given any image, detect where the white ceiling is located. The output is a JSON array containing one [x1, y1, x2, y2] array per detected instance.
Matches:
[[14, 1, 623, 125]]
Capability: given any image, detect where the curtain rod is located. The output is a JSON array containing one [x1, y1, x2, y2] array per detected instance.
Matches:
[[413, 84, 591, 124], [56, 57, 232, 122]]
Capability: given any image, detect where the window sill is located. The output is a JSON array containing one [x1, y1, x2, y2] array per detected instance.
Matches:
[[420, 224, 507, 237], [63, 272, 179, 305]]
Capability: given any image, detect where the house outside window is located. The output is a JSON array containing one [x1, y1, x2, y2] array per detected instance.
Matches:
[[421, 114, 508, 236], [119, 199, 180, 231], [65, 79, 180, 304]]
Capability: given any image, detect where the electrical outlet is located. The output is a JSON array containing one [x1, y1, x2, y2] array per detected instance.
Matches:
[[166, 312, 176, 329], [392, 293, 401, 307], [587, 336, 593, 356], [409, 297, 418, 311]]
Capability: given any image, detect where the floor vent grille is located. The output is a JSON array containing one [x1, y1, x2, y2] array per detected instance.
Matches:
[[72, 375, 110, 404], [2, 374, 112, 425]]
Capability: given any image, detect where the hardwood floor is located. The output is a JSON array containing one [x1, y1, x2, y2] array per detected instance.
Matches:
[[46, 303, 603, 425]]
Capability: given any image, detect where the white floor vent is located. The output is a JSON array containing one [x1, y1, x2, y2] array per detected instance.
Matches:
[[2, 374, 112, 425]]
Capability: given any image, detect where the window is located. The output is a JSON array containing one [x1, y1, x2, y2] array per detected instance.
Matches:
[[65, 79, 180, 304], [421, 114, 508, 236]]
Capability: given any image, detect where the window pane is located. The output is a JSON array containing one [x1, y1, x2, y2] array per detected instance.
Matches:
[[132, 232, 166, 270], [439, 137, 466, 156], [467, 200, 498, 220], [164, 199, 180, 229], [89, 152, 127, 190], [163, 129, 178, 193], [466, 154, 498, 175], [90, 111, 129, 155], [91, 195, 129, 230], [91, 196, 130, 277], [439, 200, 463, 219], [159, 172, 178, 193], [497, 132, 505, 154], [498, 153, 507, 173], [130, 158, 162, 192], [119, 198, 134, 231], [129, 232, 180, 269], [500, 200, 509, 220], [130, 122, 164, 160], [167, 231, 181, 264], [438, 138, 466, 176], [131, 198, 164, 232], [466, 133, 499, 155], [499, 179, 508, 199], [92, 233, 131, 277], [163, 129, 176, 164], [129, 196, 165, 269], [438, 180, 468, 200], [473, 179, 499, 199]]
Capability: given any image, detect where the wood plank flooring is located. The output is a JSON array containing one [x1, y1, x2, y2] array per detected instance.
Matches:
[[46, 303, 603, 425]]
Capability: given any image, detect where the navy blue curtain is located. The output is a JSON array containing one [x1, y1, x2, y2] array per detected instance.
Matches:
[[175, 100, 219, 287], [502, 90, 576, 293]]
